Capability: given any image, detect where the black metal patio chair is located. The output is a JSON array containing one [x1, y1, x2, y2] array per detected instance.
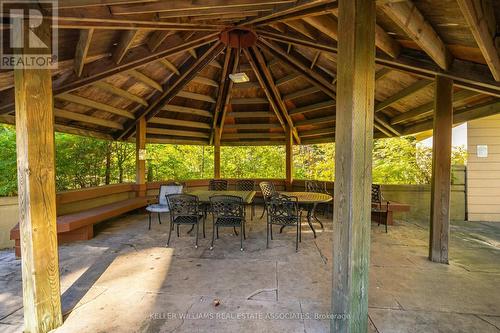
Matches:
[[267, 194, 301, 252], [259, 181, 277, 219], [305, 180, 333, 218], [209, 195, 246, 251], [208, 179, 228, 191], [236, 179, 256, 220], [372, 184, 389, 233], [166, 193, 205, 248]]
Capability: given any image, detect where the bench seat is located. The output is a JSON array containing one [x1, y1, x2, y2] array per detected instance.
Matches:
[[10, 197, 149, 257]]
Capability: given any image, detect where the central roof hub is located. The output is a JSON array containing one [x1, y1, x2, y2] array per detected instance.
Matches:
[[220, 28, 257, 48]]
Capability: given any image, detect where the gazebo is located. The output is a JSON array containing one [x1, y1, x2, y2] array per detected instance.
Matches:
[[1, 0, 500, 332]]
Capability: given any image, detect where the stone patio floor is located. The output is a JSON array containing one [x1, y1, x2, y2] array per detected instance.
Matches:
[[1, 207, 500, 332]]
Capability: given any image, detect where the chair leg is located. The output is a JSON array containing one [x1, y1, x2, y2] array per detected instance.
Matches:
[[266, 222, 270, 249], [195, 223, 199, 249], [233, 226, 238, 236], [240, 223, 244, 251], [166, 222, 173, 247], [259, 205, 267, 219], [210, 222, 216, 250], [270, 224, 273, 240], [158, 213, 162, 225], [216, 226, 219, 239], [296, 222, 299, 252], [148, 212, 151, 230], [177, 225, 180, 237], [243, 221, 246, 240], [202, 217, 206, 238]]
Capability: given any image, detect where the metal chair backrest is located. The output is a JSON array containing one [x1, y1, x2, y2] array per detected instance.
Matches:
[[166, 194, 199, 219], [209, 179, 228, 191], [268, 194, 299, 220], [371, 184, 382, 203], [159, 183, 183, 207], [236, 179, 255, 191], [210, 195, 245, 219], [305, 180, 325, 193], [259, 181, 276, 202]]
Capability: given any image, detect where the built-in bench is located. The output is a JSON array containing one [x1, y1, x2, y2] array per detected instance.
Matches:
[[10, 184, 150, 258]]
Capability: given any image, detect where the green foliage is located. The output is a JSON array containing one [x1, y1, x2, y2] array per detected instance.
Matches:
[[0, 124, 469, 196]]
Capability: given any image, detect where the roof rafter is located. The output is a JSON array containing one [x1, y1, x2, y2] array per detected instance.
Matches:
[[210, 48, 234, 143], [74, 28, 94, 77], [218, 49, 240, 138], [245, 46, 301, 144], [118, 42, 225, 139]]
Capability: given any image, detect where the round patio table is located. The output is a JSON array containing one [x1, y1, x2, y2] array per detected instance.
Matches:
[[278, 191, 332, 238]]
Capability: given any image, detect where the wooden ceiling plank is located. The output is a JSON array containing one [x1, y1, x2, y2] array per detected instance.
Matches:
[[94, 81, 148, 106], [57, 94, 135, 119], [380, 0, 452, 70], [158, 58, 180, 76], [228, 111, 273, 118], [146, 127, 210, 138], [158, 5, 274, 19], [222, 132, 285, 139], [295, 115, 335, 126], [128, 69, 163, 92], [457, 0, 500, 81], [74, 28, 94, 77], [54, 108, 124, 130], [111, 0, 295, 15], [192, 76, 219, 88], [55, 0, 158, 8], [163, 105, 213, 118], [299, 127, 335, 137], [149, 117, 210, 129], [117, 42, 225, 139], [289, 100, 334, 115], [146, 137, 208, 145], [390, 89, 482, 125], [177, 90, 216, 103], [375, 79, 433, 113], [225, 123, 283, 130], [258, 38, 336, 99], [375, 68, 392, 81], [283, 86, 321, 101]]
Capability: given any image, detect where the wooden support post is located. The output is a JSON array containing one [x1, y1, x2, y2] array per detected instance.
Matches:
[[214, 127, 221, 179], [136, 117, 146, 197], [429, 75, 453, 264], [14, 23, 63, 332], [285, 126, 293, 190], [332, 0, 375, 332]]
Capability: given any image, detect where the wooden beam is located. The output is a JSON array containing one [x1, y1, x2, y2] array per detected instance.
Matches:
[[94, 81, 148, 106], [158, 5, 275, 19], [429, 75, 453, 264], [296, 115, 335, 126], [192, 76, 219, 88], [54, 0, 158, 8], [375, 79, 433, 113], [149, 117, 211, 129], [457, 0, 500, 81], [285, 126, 293, 190], [390, 89, 480, 125], [147, 137, 208, 145], [147, 31, 175, 52], [211, 48, 234, 143], [380, 0, 452, 70], [159, 58, 180, 76], [283, 86, 320, 101], [289, 100, 334, 115], [56, 94, 135, 119], [375, 67, 391, 81], [332, 0, 375, 331], [128, 69, 163, 92], [113, 29, 139, 64], [146, 127, 209, 138], [54, 108, 124, 130], [227, 111, 273, 118], [224, 123, 282, 129], [231, 97, 269, 104], [177, 90, 216, 103], [246, 46, 301, 143], [299, 127, 335, 137], [218, 49, 240, 137], [258, 38, 337, 99], [276, 73, 301, 86], [14, 21, 62, 331], [136, 117, 146, 197], [163, 104, 213, 118], [214, 127, 221, 178], [221, 132, 285, 139], [74, 28, 94, 76]]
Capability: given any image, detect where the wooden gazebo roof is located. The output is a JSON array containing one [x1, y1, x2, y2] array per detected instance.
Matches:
[[1, 0, 500, 146]]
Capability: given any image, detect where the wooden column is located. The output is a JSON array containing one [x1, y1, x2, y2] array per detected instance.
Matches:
[[135, 117, 146, 197], [214, 127, 221, 179], [14, 25, 63, 333], [429, 75, 453, 263], [285, 126, 293, 190], [332, 0, 375, 332]]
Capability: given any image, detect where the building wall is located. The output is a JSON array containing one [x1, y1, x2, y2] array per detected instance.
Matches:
[[467, 115, 500, 222]]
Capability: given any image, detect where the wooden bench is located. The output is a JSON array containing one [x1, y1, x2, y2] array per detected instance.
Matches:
[[10, 197, 149, 257], [372, 201, 411, 225]]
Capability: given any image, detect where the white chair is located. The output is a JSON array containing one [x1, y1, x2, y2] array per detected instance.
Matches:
[[146, 183, 183, 230]]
